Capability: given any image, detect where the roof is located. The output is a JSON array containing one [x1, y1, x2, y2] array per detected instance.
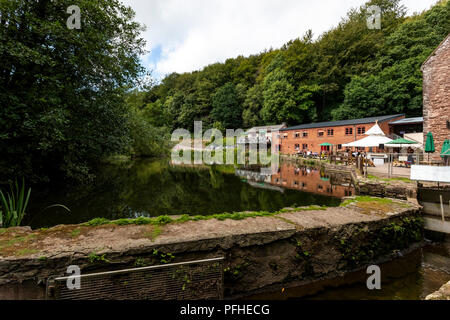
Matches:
[[246, 123, 286, 133], [281, 114, 404, 132], [421, 33, 450, 71], [390, 117, 424, 125]]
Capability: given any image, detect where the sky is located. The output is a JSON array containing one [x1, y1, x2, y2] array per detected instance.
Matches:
[[121, 0, 439, 79]]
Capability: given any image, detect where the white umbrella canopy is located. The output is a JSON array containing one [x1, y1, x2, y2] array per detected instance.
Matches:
[[365, 122, 385, 136], [343, 135, 393, 148], [343, 121, 393, 148]]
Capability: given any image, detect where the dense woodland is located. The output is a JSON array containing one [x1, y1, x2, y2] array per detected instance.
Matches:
[[0, 0, 170, 184], [134, 0, 450, 132], [0, 0, 449, 184]]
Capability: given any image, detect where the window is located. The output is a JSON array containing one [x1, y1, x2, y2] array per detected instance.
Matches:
[[327, 129, 334, 136], [318, 131, 324, 137], [345, 128, 353, 135], [303, 132, 308, 138], [295, 132, 300, 138], [302, 144, 308, 150], [357, 127, 366, 135], [338, 144, 342, 150], [295, 144, 300, 150]]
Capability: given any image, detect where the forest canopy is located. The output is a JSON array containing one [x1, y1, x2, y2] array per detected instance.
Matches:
[[140, 0, 450, 131], [0, 0, 449, 184], [0, 0, 170, 184]]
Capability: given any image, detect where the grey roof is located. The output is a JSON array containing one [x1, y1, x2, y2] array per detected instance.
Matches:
[[281, 114, 404, 132], [390, 117, 423, 125], [247, 123, 286, 133]]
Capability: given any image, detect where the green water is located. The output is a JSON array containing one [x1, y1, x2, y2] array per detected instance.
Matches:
[[248, 242, 450, 300], [26, 160, 342, 228]]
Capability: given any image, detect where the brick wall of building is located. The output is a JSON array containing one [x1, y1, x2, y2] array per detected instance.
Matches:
[[276, 116, 404, 155], [270, 163, 354, 198], [422, 34, 450, 161]]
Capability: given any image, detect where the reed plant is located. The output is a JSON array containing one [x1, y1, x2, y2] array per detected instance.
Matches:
[[0, 179, 31, 228]]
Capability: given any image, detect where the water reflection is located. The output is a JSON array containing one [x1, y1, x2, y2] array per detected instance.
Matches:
[[247, 243, 450, 300], [237, 163, 354, 198], [26, 160, 351, 228]]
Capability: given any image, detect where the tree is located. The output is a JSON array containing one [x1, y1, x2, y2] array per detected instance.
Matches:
[[211, 83, 242, 130], [0, 0, 147, 183], [334, 0, 450, 119], [242, 85, 264, 128], [261, 69, 297, 124]]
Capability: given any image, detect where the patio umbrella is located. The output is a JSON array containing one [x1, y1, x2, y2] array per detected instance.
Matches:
[[342, 135, 393, 148], [441, 139, 450, 158], [425, 132, 435, 163], [343, 121, 393, 148], [320, 142, 333, 154], [385, 138, 421, 149]]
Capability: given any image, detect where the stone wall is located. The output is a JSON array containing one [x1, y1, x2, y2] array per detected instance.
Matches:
[[0, 202, 423, 299], [422, 34, 450, 161], [426, 280, 450, 300]]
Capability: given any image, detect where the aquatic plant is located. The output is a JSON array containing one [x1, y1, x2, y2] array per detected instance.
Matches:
[[0, 179, 71, 228], [0, 179, 31, 228]]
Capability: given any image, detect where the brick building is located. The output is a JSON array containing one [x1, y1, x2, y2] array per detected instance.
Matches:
[[422, 33, 450, 161], [275, 114, 405, 155], [270, 163, 354, 198]]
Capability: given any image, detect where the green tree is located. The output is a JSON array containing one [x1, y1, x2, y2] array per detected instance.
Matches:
[[334, 0, 450, 119], [0, 0, 147, 183], [261, 69, 297, 124], [242, 85, 264, 128], [211, 83, 242, 130]]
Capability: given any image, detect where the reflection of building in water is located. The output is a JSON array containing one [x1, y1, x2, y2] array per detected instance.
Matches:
[[270, 163, 354, 198], [235, 169, 272, 184]]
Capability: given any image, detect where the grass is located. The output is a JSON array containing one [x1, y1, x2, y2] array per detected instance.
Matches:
[[16, 248, 38, 256], [83, 205, 330, 228], [340, 196, 396, 207], [340, 196, 411, 215], [367, 174, 412, 183], [143, 225, 163, 240], [70, 228, 81, 238]]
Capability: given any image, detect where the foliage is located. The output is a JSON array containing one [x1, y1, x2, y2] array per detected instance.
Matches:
[[143, 0, 449, 132], [0, 179, 31, 228], [0, 0, 148, 183], [333, 0, 450, 119], [126, 108, 172, 158], [211, 83, 242, 130]]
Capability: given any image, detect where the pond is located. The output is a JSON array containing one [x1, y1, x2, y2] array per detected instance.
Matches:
[[247, 242, 450, 300], [25, 160, 353, 229]]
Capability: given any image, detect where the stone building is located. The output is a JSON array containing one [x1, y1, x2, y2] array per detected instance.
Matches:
[[422, 33, 450, 161]]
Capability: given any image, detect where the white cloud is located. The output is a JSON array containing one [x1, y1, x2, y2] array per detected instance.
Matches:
[[121, 0, 439, 77]]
